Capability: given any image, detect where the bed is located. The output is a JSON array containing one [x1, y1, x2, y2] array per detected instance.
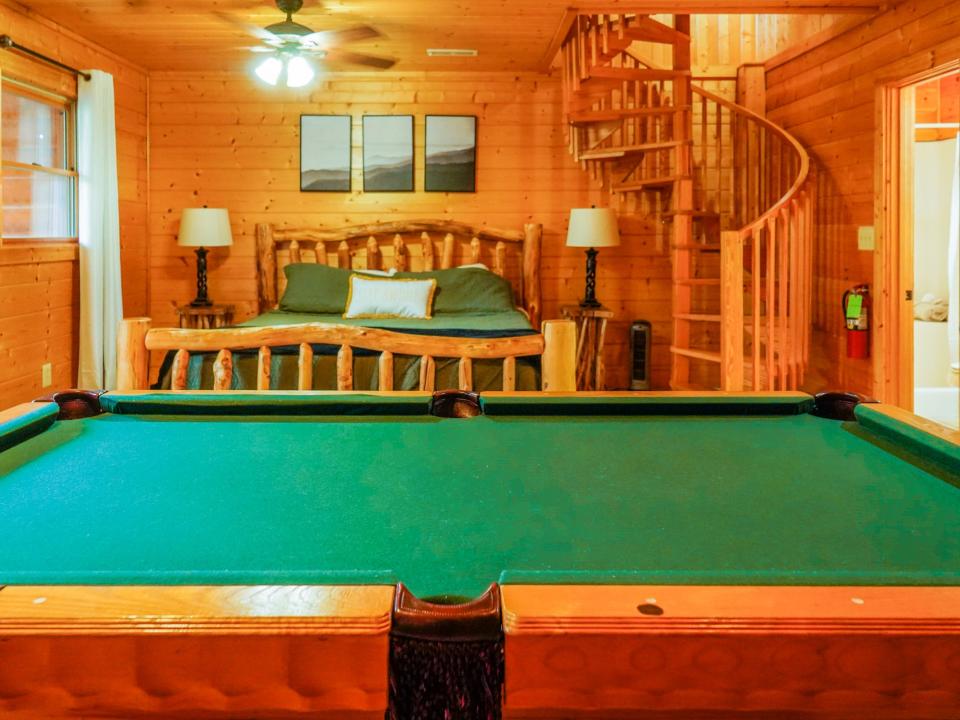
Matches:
[[116, 220, 576, 393]]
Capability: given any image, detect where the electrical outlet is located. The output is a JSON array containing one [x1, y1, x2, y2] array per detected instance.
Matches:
[[857, 226, 875, 251], [41, 362, 52, 388]]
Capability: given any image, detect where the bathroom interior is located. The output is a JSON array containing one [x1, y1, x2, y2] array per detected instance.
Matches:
[[913, 70, 959, 430]]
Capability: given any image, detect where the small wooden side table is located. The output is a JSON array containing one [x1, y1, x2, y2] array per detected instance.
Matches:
[[175, 304, 235, 330], [560, 304, 614, 391]]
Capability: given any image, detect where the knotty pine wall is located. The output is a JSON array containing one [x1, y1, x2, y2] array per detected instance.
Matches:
[[148, 71, 674, 389], [765, 0, 960, 397], [0, 0, 148, 408]]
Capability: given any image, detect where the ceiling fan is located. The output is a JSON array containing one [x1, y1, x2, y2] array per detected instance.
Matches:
[[218, 0, 395, 86]]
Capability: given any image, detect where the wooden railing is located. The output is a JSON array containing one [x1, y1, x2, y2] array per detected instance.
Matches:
[[694, 85, 813, 391], [116, 318, 577, 394]]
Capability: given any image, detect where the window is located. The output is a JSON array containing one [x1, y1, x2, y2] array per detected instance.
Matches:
[[1, 80, 77, 241]]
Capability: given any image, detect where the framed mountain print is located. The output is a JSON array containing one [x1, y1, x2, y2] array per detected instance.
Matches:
[[425, 115, 477, 192], [362, 115, 414, 192], [300, 115, 352, 192]]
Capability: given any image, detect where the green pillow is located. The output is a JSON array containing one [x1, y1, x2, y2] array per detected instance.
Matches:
[[396, 267, 516, 314], [279, 264, 350, 313]]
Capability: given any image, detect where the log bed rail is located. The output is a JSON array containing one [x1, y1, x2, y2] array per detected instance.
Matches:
[[116, 318, 577, 394]]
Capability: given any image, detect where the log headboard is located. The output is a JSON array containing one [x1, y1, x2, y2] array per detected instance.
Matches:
[[255, 220, 543, 327]]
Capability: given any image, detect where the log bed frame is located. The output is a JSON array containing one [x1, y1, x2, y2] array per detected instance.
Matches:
[[116, 220, 576, 393]]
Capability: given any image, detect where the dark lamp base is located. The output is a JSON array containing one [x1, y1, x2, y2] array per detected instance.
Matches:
[[190, 246, 214, 307], [579, 298, 603, 309]]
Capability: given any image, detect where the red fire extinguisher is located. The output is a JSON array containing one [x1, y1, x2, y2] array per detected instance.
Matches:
[[843, 284, 870, 359]]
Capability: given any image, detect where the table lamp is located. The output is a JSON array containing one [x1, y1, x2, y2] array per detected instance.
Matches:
[[178, 208, 233, 307], [566, 207, 620, 308]]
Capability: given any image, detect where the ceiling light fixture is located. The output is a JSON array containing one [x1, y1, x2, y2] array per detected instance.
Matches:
[[254, 54, 317, 88], [285, 55, 315, 87]]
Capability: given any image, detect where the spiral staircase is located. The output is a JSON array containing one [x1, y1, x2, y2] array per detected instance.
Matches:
[[558, 13, 813, 391]]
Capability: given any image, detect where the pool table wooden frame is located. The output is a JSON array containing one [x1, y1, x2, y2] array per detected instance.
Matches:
[[1, 391, 959, 719]]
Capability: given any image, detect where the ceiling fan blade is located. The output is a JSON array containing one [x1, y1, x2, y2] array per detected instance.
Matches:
[[324, 49, 396, 70], [213, 11, 283, 46], [301, 25, 381, 49]]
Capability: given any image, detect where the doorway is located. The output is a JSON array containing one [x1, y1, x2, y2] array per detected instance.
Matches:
[[876, 63, 960, 430]]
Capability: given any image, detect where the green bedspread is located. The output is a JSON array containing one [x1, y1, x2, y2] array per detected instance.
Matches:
[[155, 310, 541, 391]]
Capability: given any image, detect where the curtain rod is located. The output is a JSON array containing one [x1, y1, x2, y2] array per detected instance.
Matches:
[[0, 35, 92, 81]]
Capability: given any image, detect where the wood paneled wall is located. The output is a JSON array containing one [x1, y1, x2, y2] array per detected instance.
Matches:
[[633, 14, 846, 75], [0, 0, 148, 408], [148, 71, 674, 389], [765, 0, 960, 397]]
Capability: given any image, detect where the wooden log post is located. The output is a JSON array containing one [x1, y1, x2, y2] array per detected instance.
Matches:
[[421, 232, 435, 271], [367, 236, 381, 270], [494, 241, 506, 277], [337, 241, 350, 269], [337, 345, 354, 391], [522, 224, 542, 328], [171, 349, 190, 391], [720, 231, 745, 391], [298, 343, 313, 391], [116, 318, 151, 391], [502, 356, 517, 391], [469, 236, 481, 265], [213, 349, 233, 391], [441, 233, 455, 269], [540, 319, 576, 392], [255, 223, 277, 312], [379, 351, 394, 391], [459, 357, 473, 392], [257, 346, 272, 391], [419, 356, 436, 391], [393, 235, 407, 271], [289, 239, 301, 264]]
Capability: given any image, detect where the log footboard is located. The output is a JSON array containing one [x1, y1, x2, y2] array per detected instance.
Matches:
[[116, 319, 576, 393]]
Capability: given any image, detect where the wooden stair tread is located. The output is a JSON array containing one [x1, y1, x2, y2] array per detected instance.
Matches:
[[662, 209, 721, 219], [675, 278, 721, 286], [579, 140, 684, 161], [671, 242, 721, 251], [568, 105, 689, 125], [674, 313, 721, 322], [583, 66, 690, 83], [613, 175, 681, 191], [670, 346, 721, 363]]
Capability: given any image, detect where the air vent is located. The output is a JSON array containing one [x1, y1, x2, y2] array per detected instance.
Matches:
[[426, 48, 478, 57]]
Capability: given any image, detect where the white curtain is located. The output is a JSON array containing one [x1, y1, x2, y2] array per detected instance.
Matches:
[[77, 70, 123, 389], [950, 136, 959, 369]]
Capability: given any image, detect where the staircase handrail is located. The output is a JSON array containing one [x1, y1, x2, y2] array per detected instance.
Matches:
[[691, 83, 810, 232]]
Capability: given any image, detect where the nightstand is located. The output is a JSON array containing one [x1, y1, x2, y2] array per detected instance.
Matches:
[[561, 304, 614, 391], [175, 304, 234, 330]]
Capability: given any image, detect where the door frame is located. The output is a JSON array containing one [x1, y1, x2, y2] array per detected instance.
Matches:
[[874, 60, 960, 409]]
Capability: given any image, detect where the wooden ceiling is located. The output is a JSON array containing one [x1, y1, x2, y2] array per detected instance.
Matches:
[[17, 0, 882, 72]]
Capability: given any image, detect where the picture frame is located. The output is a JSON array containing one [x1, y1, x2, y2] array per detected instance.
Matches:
[[300, 115, 352, 192], [362, 115, 415, 192], [424, 115, 477, 193]]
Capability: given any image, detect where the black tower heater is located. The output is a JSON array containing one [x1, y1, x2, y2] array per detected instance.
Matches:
[[629, 320, 652, 390]]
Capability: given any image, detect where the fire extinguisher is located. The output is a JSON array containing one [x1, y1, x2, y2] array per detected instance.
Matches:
[[842, 284, 870, 359]]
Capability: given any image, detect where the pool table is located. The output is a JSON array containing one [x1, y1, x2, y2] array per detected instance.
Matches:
[[0, 389, 958, 719]]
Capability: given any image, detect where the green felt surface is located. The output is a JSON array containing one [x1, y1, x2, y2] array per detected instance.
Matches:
[[1, 402, 958, 598]]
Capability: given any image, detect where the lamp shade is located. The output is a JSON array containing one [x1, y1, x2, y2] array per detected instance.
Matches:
[[565, 208, 620, 248], [178, 208, 233, 248]]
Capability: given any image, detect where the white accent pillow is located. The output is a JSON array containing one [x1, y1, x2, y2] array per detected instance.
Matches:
[[457, 263, 489, 270], [344, 275, 437, 319]]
